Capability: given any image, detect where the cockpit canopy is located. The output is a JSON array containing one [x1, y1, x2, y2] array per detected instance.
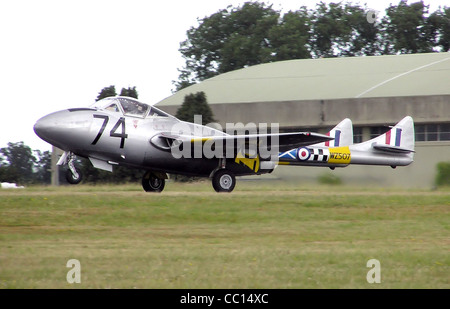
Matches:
[[90, 96, 170, 119]]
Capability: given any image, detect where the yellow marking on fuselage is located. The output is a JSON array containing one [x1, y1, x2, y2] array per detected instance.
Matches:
[[277, 161, 291, 165], [328, 146, 351, 164], [190, 137, 210, 143], [235, 152, 260, 173]]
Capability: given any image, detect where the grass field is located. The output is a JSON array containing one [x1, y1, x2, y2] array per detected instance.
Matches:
[[0, 181, 449, 289]]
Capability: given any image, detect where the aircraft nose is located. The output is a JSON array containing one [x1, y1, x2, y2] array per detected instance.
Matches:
[[34, 109, 92, 149], [33, 116, 49, 139], [34, 110, 74, 147], [34, 113, 58, 144]]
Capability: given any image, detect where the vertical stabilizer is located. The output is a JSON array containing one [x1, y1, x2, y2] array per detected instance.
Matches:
[[348, 116, 415, 166], [315, 118, 353, 147], [370, 116, 415, 153]]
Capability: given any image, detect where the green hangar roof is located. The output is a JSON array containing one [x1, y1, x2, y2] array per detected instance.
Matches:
[[157, 52, 450, 106]]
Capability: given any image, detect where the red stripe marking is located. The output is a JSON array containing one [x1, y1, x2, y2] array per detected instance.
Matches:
[[385, 130, 391, 145], [325, 132, 330, 147]]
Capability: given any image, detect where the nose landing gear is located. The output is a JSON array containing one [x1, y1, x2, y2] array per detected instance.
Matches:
[[66, 166, 83, 184], [60, 152, 83, 184]]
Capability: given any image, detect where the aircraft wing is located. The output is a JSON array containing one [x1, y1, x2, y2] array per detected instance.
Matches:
[[162, 132, 334, 153], [196, 132, 334, 152]]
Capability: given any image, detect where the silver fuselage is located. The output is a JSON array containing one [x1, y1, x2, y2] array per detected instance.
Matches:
[[34, 107, 264, 177]]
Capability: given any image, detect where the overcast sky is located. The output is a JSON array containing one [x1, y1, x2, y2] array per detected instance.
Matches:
[[0, 0, 447, 152]]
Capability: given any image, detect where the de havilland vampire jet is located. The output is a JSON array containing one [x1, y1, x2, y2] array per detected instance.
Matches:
[[34, 96, 415, 193]]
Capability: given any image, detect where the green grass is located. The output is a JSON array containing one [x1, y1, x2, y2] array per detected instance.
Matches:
[[0, 181, 449, 288]]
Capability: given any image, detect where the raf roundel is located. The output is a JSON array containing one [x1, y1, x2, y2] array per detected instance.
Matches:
[[297, 147, 311, 161]]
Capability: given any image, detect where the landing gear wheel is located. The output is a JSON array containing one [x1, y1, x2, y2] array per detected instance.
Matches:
[[142, 172, 165, 192], [212, 169, 236, 193], [65, 167, 82, 184]]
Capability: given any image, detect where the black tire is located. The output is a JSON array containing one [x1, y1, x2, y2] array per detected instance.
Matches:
[[212, 169, 236, 193], [142, 172, 165, 192], [65, 168, 82, 185]]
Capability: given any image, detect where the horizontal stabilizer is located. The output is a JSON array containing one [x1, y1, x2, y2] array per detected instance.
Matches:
[[372, 143, 415, 153]]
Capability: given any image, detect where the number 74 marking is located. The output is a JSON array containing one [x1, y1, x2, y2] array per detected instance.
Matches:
[[92, 115, 128, 148]]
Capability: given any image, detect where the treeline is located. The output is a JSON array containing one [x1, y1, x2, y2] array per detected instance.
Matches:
[[0, 140, 145, 185], [174, 0, 450, 89], [0, 142, 51, 185]]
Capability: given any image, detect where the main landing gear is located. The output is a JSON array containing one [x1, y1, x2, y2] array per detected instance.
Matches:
[[141, 169, 236, 193], [210, 159, 236, 193], [212, 169, 236, 193], [142, 171, 167, 193]]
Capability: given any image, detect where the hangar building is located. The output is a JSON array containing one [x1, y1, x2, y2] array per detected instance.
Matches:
[[157, 52, 450, 188]]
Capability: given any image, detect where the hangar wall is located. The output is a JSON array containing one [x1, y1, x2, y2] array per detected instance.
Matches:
[[160, 94, 450, 128]]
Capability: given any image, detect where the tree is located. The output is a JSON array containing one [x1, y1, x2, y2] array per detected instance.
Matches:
[[268, 8, 311, 61], [218, 2, 279, 73], [95, 85, 139, 101], [175, 92, 215, 125], [120, 86, 138, 99], [383, 0, 435, 54], [96, 85, 117, 101], [341, 3, 382, 56], [0, 142, 36, 184], [0, 154, 10, 182], [309, 2, 352, 58], [427, 6, 450, 52], [34, 150, 52, 184], [309, 1, 382, 58], [176, 2, 279, 90], [174, 0, 448, 90]]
